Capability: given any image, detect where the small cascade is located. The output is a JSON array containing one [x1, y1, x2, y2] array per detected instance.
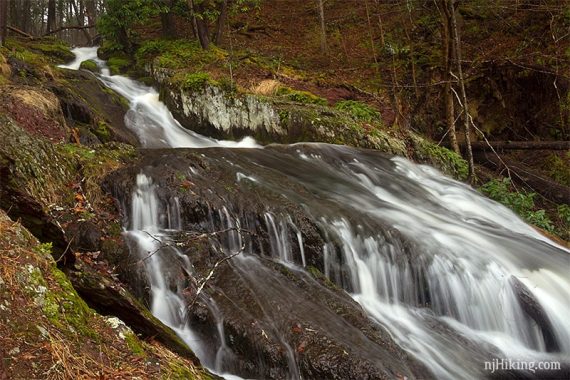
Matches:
[[62, 47, 570, 380]]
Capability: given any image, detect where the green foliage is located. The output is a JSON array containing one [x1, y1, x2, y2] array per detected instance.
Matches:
[[97, 0, 157, 52], [480, 178, 554, 232], [276, 87, 327, 105], [558, 204, 570, 225], [335, 100, 381, 122], [544, 153, 570, 186]]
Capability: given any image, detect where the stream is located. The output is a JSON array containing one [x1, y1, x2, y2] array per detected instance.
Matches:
[[61, 47, 570, 379]]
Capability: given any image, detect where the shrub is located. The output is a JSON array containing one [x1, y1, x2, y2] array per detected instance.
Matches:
[[480, 178, 554, 232]]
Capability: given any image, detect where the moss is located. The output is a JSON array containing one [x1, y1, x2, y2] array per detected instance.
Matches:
[[23, 259, 99, 341], [409, 134, 469, 180], [94, 120, 112, 142], [180, 72, 212, 91], [79, 59, 99, 73], [335, 100, 381, 123], [276, 86, 327, 105], [101, 86, 130, 108], [136, 39, 222, 71], [124, 332, 146, 357], [4, 37, 73, 65], [108, 56, 131, 75]]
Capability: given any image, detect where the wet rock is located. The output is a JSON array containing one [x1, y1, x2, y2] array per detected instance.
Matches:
[[104, 147, 433, 379], [511, 276, 560, 352], [52, 69, 139, 146]]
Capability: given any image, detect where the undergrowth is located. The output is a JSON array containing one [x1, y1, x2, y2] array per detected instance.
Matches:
[[480, 178, 556, 233], [335, 100, 381, 122]]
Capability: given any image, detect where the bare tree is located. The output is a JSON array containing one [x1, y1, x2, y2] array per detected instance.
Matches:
[[448, 0, 475, 179], [436, 0, 460, 153], [317, 0, 327, 54]]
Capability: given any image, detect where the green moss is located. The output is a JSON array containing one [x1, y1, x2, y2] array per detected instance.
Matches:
[[34, 242, 53, 257], [335, 100, 381, 123], [94, 121, 112, 142], [276, 86, 327, 105], [23, 260, 99, 341], [180, 72, 212, 91], [136, 39, 222, 71], [108, 56, 131, 75], [409, 134, 468, 180], [124, 332, 146, 357], [79, 59, 99, 73]]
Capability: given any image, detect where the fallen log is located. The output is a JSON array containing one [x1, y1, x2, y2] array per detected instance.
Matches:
[[7, 26, 34, 39], [464, 140, 570, 151], [44, 24, 96, 36], [474, 151, 570, 205]]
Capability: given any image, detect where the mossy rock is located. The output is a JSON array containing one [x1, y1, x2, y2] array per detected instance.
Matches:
[[79, 59, 99, 73], [107, 55, 132, 75]]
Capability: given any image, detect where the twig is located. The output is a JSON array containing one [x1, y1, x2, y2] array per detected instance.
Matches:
[[187, 243, 245, 310]]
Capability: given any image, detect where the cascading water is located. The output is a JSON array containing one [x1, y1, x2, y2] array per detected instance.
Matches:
[[62, 47, 570, 379]]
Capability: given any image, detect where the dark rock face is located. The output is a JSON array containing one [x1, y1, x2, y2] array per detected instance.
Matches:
[[52, 69, 139, 146], [103, 147, 433, 380], [511, 276, 560, 352]]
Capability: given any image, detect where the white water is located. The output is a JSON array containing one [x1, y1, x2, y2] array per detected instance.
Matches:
[[61, 47, 570, 379], [60, 47, 258, 149]]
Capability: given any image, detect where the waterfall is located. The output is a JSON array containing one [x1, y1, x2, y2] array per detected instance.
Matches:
[[62, 47, 570, 380]]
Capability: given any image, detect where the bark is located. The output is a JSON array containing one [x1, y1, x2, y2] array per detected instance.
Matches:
[[474, 151, 570, 205], [22, 0, 31, 33], [0, 0, 7, 46], [317, 0, 327, 54], [188, 0, 209, 49], [8, 25, 34, 38], [213, 0, 228, 45], [438, 0, 459, 153], [448, 0, 475, 180], [47, 0, 56, 33], [160, 11, 176, 38]]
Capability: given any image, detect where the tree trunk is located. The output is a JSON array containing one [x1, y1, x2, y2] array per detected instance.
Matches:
[[0, 0, 7, 47], [448, 0, 475, 180], [188, 0, 209, 49], [438, 0, 459, 153], [317, 0, 327, 54], [160, 12, 176, 38], [22, 0, 31, 33], [71, 0, 93, 45], [213, 0, 228, 45], [47, 0, 56, 34]]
